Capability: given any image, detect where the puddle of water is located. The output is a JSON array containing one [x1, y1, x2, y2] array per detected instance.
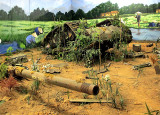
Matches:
[[130, 28, 160, 41], [0, 41, 22, 54]]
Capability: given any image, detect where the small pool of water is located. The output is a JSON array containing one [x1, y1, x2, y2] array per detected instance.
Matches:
[[130, 28, 160, 41], [0, 41, 22, 54]]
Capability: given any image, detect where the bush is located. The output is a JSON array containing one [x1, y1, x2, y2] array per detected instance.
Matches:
[[0, 75, 17, 92], [5, 46, 13, 56], [0, 63, 7, 80]]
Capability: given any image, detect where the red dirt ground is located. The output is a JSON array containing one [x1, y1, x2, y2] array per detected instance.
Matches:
[[0, 41, 160, 115]]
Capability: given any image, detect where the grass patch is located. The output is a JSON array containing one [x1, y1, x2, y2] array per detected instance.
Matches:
[[121, 13, 160, 28]]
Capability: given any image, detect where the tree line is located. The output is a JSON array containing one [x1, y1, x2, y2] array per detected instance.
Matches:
[[120, 3, 160, 14], [0, 1, 160, 21]]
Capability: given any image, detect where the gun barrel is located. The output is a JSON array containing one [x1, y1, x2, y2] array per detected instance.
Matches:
[[10, 66, 99, 95]]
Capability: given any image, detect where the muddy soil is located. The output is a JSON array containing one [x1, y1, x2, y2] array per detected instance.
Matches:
[[0, 41, 160, 115]]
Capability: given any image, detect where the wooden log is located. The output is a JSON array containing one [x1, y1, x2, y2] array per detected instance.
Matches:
[[82, 68, 108, 74], [125, 52, 145, 58], [5, 54, 28, 65], [69, 99, 112, 103], [146, 43, 153, 47], [134, 52, 145, 58], [85, 76, 99, 80], [133, 44, 141, 52], [97, 68, 108, 74], [132, 63, 152, 70], [155, 50, 160, 54], [107, 63, 111, 67], [46, 69, 61, 74]]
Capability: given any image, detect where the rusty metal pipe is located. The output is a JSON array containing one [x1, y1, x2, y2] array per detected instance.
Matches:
[[10, 66, 99, 95]]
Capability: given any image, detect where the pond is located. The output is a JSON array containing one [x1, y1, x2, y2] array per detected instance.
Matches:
[[130, 28, 160, 41], [0, 41, 22, 54]]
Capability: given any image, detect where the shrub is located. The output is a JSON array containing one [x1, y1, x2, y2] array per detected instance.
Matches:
[[31, 79, 40, 95], [0, 74, 17, 92], [19, 43, 26, 49], [5, 46, 13, 56], [0, 63, 7, 80]]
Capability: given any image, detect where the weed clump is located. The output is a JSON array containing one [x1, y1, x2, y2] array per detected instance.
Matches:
[[0, 63, 7, 80], [86, 70, 125, 109], [31, 79, 40, 95], [5, 46, 13, 56], [0, 71, 18, 96], [0, 76, 17, 91], [99, 75, 124, 109]]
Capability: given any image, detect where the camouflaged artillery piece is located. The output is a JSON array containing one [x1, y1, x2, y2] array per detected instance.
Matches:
[[42, 19, 132, 58]]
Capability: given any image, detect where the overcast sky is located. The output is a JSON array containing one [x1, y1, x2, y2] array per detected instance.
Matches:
[[0, 0, 159, 14]]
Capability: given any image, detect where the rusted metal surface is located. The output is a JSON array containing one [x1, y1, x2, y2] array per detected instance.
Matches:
[[9, 66, 99, 95], [43, 19, 132, 51]]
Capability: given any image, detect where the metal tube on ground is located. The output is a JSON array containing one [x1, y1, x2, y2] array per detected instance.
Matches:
[[10, 66, 99, 95]]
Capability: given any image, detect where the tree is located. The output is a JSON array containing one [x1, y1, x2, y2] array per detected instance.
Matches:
[[37, 12, 55, 21], [85, 1, 120, 19], [158, 2, 160, 9], [119, 3, 155, 14], [30, 8, 48, 21], [152, 3, 158, 12], [67, 10, 75, 20], [8, 6, 27, 20], [86, 11, 93, 19], [55, 11, 65, 20], [114, 3, 119, 11], [74, 9, 85, 20], [0, 10, 8, 20], [145, 5, 149, 13]]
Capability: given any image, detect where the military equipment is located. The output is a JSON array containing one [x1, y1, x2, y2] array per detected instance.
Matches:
[[8, 66, 99, 95], [43, 19, 132, 55]]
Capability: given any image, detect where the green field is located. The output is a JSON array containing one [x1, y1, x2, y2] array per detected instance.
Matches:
[[0, 19, 106, 44], [0, 21, 63, 45], [121, 13, 160, 28], [0, 13, 160, 45]]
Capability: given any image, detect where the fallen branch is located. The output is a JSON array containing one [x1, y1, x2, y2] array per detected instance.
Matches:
[[82, 68, 108, 74], [132, 63, 152, 70], [85, 76, 99, 80], [146, 43, 153, 47], [70, 99, 112, 103]]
